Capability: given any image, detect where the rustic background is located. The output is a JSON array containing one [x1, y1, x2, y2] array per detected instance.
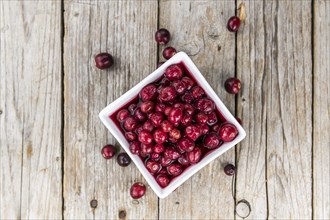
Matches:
[[0, 0, 329, 219]]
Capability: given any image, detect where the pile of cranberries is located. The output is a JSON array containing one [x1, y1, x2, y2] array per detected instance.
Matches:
[[112, 63, 239, 188]]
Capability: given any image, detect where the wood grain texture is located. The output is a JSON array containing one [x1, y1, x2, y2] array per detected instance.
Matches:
[[63, 0, 158, 219], [313, 0, 330, 219], [0, 1, 62, 219], [237, 0, 312, 219], [158, 1, 236, 219]]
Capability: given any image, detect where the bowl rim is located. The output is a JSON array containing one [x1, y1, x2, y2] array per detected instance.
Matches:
[[99, 52, 246, 199]]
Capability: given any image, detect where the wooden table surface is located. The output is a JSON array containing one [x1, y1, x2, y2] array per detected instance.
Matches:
[[1, 0, 329, 219]]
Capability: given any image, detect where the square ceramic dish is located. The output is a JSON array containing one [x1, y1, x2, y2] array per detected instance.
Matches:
[[99, 52, 246, 199]]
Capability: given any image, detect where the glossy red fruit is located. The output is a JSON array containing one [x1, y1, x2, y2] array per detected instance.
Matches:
[[178, 137, 195, 152], [155, 103, 166, 113], [163, 47, 177, 60], [185, 125, 202, 141], [172, 80, 188, 95], [141, 143, 154, 155], [134, 108, 147, 122], [195, 112, 208, 124], [160, 156, 173, 167], [169, 128, 181, 140], [161, 120, 174, 133], [129, 141, 141, 155], [149, 112, 165, 127], [178, 153, 190, 166], [181, 92, 194, 103], [224, 77, 241, 94], [187, 147, 202, 164], [184, 104, 195, 115], [153, 144, 165, 154], [123, 116, 138, 131], [140, 101, 155, 113], [168, 108, 183, 124], [159, 86, 177, 102], [153, 129, 168, 144], [163, 146, 180, 160], [156, 174, 170, 188], [181, 76, 195, 90], [145, 159, 161, 173], [207, 111, 218, 125], [151, 152, 161, 161], [138, 130, 153, 145], [95, 53, 114, 69], [130, 182, 146, 199], [140, 84, 158, 101], [164, 64, 183, 81], [125, 131, 137, 141], [117, 153, 131, 167], [191, 86, 205, 99], [224, 164, 236, 176], [197, 124, 210, 135], [203, 133, 221, 149], [181, 114, 192, 126], [164, 106, 173, 116], [135, 124, 144, 134], [101, 144, 116, 159], [116, 109, 130, 122], [195, 98, 215, 113], [155, 28, 171, 45], [227, 16, 241, 32], [167, 163, 183, 176], [212, 123, 221, 132], [143, 120, 155, 133], [219, 123, 238, 142]]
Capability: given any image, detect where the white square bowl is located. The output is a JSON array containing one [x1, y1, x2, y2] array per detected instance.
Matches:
[[99, 52, 246, 199]]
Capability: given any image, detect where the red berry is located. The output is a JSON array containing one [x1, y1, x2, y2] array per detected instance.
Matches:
[[227, 16, 241, 32], [207, 111, 218, 125], [129, 141, 141, 155], [167, 163, 183, 176], [178, 153, 190, 166], [185, 125, 202, 141], [145, 159, 161, 173], [178, 137, 195, 152], [140, 101, 155, 113], [224, 77, 241, 94], [219, 123, 238, 142], [181, 76, 195, 90], [191, 86, 205, 99], [95, 53, 114, 69], [184, 104, 195, 115], [224, 164, 236, 176], [195, 98, 214, 113], [134, 108, 147, 122], [138, 130, 153, 145], [140, 84, 158, 101], [164, 64, 183, 81], [153, 129, 168, 144], [181, 92, 194, 103], [195, 112, 208, 124], [116, 109, 130, 122], [153, 144, 165, 154], [159, 86, 177, 102], [101, 144, 116, 159], [117, 153, 131, 167], [155, 28, 170, 45], [123, 116, 138, 131], [172, 80, 188, 95], [156, 174, 170, 188], [155, 103, 166, 113], [142, 120, 155, 133], [130, 182, 146, 199], [161, 120, 174, 133], [160, 156, 173, 167], [163, 47, 177, 60], [151, 152, 161, 160], [169, 128, 181, 140], [197, 124, 210, 135], [149, 112, 165, 127], [187, 147, 202, 164], [203, 133, 221, 149], [125, 131, 137, 141], [163, 146, 180, 160], [168, 108, 183, 124], [141, 143, 154, 155], [181, 114, 193, 126]]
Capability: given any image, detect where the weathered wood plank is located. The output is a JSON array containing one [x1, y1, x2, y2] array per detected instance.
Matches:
[[158, 1, 236, 219], [236, 0, 312, 219], [63, 0, 158, 219], [313, 0, 330, 219], [0, 1, 62, 219]]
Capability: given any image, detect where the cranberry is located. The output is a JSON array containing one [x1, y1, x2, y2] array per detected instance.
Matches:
[[163, 146, 180, 160], [178, 153, 190, 166], [141, 143, 154, 155], [135, 124, 144, 134], [130, 182, 146, 199], [224, 164, 236, 176], [140, 84, 158, 101], [172, 80, 188, 95], [181, 92, 194, 103], [94, 53, 114, 69], [159, 86, 177, 102], [168, 137, 179, 143], [116, 109, 130, 122], [195, 98, 214, 113], [168, 108, 183, 124], [167, 163, 183, 176], [125, 131, 137, 141], [181, 76, 195, 90], [212, 123, 221, 132], [138, 130, 153, 145], [151, 153, 160, 160], [207, 111, 218, 125], [164, 106, 173, 116], [117, 153, 131, 167], [145, 159, 161, 173], [160, 77, 171, 86], [101, 145, 116, 159], [155, 28, 170, 45], [129, 141, 141, 155], [181, 114, 193, 126], [195, 112, 208, 124], [134, 108, 147, 122], [155, 103, 166, 113], [163, 47, 177, 60], [184, 104, 195, 115], [187, 147, 202, 164], [219, 123, 238, 142], [191, 86, 205, 99], [203, 133, 221, 149], [169, 128, 181, 140], [142, 120, 155, 133], [160, 156, 173, 167], [164, 64, 183, 81], [227, 16, 241, 32], [197, 124, 210, 135], [157, 62, 165, 68], [156, 174, 170, 188], [158, 167, 168, 175], [123, 116, 138, 131], [140, 101, 155, 113], [178, 137, 195, 152], [153, 129, 168, 144], [149, 112, 165, 127], [185, 125, 202, 141], [128, 104, 137, 114], [236, 117, 242, 125], [161, 120, 174, 133], [153, 144, 165, 154], [224, 77, 241, 94]]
